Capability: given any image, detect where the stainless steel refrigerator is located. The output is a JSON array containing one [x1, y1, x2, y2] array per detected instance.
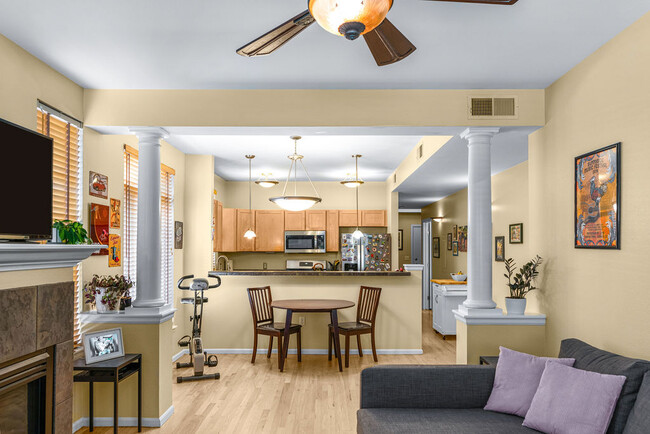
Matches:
[[341, 233, 392, 271]]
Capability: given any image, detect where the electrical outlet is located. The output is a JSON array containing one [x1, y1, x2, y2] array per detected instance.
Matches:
[[263, 262, 267, 270], [298, 316, 305, 325]]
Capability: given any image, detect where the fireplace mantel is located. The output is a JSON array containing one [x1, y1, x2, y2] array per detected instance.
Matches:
[[0, 244, 105, 272]]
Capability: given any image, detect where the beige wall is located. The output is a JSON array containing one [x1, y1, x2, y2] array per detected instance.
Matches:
[[529, 12, 650, 359], [84, 89, 545, 128], [457, 323, 546, 365], [421, 162, 535, 312], [398, 213, 422, 267], [184, 155, 214, 277]]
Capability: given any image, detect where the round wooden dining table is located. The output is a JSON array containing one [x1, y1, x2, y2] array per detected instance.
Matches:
[[270, 299, 355, 372]]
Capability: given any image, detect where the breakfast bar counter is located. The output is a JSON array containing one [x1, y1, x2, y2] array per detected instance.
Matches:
[[210, 270, 411, 277]]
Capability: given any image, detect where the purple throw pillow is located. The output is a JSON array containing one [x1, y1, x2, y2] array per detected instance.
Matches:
[[484, 347, 575, 417], [523, 361, 626, 434]]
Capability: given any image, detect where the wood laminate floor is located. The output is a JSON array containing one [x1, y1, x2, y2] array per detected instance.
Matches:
[[75, 310, 455, 434]]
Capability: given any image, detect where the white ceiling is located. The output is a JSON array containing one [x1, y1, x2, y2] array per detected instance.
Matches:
[[1, 0, 649, 89], [396, 127, 538, 209]]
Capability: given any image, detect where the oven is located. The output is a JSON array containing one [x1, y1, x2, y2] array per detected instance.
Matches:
[[284, 231, 326, 254]]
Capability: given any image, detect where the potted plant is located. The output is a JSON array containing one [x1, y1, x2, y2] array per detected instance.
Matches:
[[52, 219, 92, 244], [503, 255, 543, 315], [83, 275, 133, 314]]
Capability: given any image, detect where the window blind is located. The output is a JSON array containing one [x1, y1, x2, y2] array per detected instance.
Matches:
[[37, 107, 83, 346], [123, 145, 175, 304]]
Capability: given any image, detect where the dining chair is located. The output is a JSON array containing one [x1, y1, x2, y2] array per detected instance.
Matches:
[[247, 286, 302, 369], [328, 286, 382, 368]]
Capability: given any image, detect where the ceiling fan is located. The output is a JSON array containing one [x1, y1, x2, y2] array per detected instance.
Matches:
[[236, 0, 519, 67]]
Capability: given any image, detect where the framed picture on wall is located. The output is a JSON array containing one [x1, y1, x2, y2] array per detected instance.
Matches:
[[447, 233, 452, 250], [452, 225, 458, 241], [175, 221, 184, 250], [110, 198, 120, 228], [452, 241, 459, 256], [495, 236, 505, 262], [108, 234, 121, 267], [575, 143, 620, 249], [509, 223, 523, 244], [90, 203, 109, 255], [458, 226, 468, 252], [398, 229, 403, 250], [433, 237, 440, 258], [89, 171, 108, 199]]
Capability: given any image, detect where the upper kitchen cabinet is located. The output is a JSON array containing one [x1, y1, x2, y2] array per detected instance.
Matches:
[[338, 210, 362, 227], [236, 209, 256, 252], [255, 210, 285, 252], [220, 208, 237, 252], [326, 210, 339, 252], [306, 210, 327, 230], [284, 211, 306, 230], [361, 210, 387, 227], [213, 200, 223, 252]]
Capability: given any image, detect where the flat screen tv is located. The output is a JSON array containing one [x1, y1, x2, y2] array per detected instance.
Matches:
[[0, 117, 53, 241]]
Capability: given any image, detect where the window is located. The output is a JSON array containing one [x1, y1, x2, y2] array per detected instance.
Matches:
[[37, 102, 83, 346], [123, 145, 175, 304]]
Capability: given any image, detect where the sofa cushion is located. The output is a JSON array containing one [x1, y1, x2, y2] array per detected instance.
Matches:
[[622, 372, 650, 434], [559, 339, 650, 434], [523, 361, 626, 434], [485, 346, 575, 417], [357, 408, 539, 434]]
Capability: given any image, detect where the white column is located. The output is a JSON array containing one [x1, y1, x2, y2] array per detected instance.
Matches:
[[460, 127, 501, 313], [130, 127, 168, 308]]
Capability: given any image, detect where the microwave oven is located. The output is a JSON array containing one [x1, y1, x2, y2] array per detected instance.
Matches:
[[284, 231, 326, 254]]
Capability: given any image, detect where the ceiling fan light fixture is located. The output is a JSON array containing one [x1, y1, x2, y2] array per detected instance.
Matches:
[[308, 0, 393, 39]]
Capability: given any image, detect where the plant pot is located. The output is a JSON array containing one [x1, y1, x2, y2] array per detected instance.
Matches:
[[505, 297, 527, 315], [120, 297, 132, 311], [94, 287, 121, 314]]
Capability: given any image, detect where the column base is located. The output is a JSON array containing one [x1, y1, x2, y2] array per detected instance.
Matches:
[[456, 305, 503, 317], [132, 298, 166, 308]]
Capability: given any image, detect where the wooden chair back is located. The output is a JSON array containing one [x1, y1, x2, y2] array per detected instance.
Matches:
[[356, 286, 382, 325], [247, 286, 274, 326]]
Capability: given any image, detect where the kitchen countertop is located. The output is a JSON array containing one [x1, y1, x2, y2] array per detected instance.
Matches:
[[431, 279, 467, 285], [210, 270, 411, 277]]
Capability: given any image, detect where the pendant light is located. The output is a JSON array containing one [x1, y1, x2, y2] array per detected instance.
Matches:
[[341, 154, 364, 188], [255, 173, 279, 188], [350, 154, 364, 239], [244, 155, 257, 239], [309, 0, 393, 41], [269, 136, 322, 211]]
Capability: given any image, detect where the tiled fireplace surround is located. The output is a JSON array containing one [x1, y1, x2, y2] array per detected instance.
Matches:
[[0, 281, 74, 433]]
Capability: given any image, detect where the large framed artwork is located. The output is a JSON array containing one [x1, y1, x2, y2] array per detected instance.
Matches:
[[90, 203, 109, 255], [458, 225, 468, 252], [433, 237, 440, 258], [575, 143, 620, 249]]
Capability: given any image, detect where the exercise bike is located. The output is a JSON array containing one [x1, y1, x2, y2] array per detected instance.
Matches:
[[175, 274, 221, 383]]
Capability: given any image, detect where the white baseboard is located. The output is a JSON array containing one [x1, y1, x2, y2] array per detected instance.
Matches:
[[172, 349, 189, 362], [72, 405, 174, 432]]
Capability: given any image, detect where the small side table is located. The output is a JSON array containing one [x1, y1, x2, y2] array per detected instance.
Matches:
[[73, 353, 142, 434], [479, 356, 499, 366]]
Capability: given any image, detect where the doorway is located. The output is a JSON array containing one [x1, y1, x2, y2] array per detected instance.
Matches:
[[411, 224, 422, 264]]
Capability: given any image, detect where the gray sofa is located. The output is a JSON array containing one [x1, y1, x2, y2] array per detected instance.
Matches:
[[358, 339, 650, 434]]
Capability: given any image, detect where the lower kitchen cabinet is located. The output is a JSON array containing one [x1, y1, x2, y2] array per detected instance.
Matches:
[[431, 282, 467, 338]]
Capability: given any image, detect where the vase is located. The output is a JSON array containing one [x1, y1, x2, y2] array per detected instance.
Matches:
[[95, 287, 120, 314], [505, 297, 526, 315]]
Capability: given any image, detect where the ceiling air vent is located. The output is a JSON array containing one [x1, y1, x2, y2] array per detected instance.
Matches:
[[393, 173, 397, 184], [468, 96, 518, 120], [416, 144, 424, 160]]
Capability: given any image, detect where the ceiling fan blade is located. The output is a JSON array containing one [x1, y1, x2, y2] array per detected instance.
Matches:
[[237, 10, 315, 57], [423, 0, 518, 4], [363, 19, 416, 67]]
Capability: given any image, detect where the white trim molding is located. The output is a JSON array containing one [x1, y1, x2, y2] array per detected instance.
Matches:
[[80, 306, 176, 325], [0, 243, 105, 272], [453, 309, 546, 326], [73, 405, 174, 431]]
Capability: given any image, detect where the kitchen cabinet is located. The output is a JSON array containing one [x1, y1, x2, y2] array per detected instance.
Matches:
[[220, 208, 237, 252], [338, 210, 362, 227], [213, 200, 223, 252], [326, 210, 339, 252], [284, 211, 306, 230], [431, 281, 467, 338], [255, 210, 285, 252], [306, 210, 327, 230], [236, 209, 256, 252], [361, 210, 387, 227]]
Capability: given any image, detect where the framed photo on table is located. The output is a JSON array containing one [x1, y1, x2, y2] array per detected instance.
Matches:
[[83, 328, 125, 364], [433, 237, 440, 258], [575, 143, 620, 249]]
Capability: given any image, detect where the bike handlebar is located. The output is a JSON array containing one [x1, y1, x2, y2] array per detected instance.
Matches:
[[177, 274, 195, 290]]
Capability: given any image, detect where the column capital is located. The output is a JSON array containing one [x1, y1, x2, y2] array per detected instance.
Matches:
[[460, 127, 500, 142], [129, 127, 169, 143]]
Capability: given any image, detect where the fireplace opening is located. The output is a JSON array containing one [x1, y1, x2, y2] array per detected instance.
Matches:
[[0, 348, 53, 433]]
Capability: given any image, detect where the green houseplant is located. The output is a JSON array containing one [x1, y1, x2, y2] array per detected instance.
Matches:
[[83, 274, 133, 314], [503, 255, 543, 315], [52, 219, 91, 244]]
